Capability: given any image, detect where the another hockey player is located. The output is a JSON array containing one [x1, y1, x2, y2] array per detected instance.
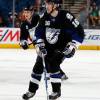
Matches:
[[20, 7, 40, 49], [22, 0, 85, 99]]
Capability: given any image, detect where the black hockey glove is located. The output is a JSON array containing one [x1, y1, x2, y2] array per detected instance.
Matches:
[[63, 42, 77, 58], [35, 39, 47, 57], [20, 40, 29, 50]]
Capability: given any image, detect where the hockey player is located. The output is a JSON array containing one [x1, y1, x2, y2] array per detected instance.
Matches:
[[20, 6, 68, 80], [20, 7, 40, 49], [22, 0, 85, 99]]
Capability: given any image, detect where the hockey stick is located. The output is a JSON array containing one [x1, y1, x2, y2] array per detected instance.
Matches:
[[42, 53, 49, 100]]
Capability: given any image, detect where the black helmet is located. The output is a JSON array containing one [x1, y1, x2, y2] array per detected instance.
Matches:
[[23, 5, 33, 11], [46, 0, 61, 4]]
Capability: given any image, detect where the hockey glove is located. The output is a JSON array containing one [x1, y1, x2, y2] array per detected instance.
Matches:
[[63, 42, 77, 58], [35, 39, 47, 57], [20, 40, 29, 50]]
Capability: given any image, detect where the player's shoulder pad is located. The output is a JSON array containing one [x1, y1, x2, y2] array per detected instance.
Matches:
[[60, 10, 74, 17], [59, 10, 71, 18], [59, 10, 67, 14]]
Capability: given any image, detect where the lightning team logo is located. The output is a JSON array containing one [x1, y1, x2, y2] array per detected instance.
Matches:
[[46, 28, 60, 44]]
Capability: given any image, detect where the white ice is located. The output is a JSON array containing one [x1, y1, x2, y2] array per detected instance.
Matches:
[[0, 49, 100, 100]]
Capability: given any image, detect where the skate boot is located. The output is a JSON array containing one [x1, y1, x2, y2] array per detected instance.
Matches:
[[49, 91, 61, 100], [22, 91, 35, 100], [61, 74, 68, 81]]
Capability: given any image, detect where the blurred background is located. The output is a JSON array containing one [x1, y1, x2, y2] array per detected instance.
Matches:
[[0, 0, 100, 50], [0, 0, 100, 29]]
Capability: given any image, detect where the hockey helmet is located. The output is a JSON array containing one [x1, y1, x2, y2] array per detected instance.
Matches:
[[23, 5, 33, 11]]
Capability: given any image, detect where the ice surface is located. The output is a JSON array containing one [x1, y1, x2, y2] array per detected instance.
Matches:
[[0, 49, 100, 100]]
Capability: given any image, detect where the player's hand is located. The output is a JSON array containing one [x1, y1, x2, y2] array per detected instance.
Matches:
[[63, 42, 77, 58], [20, 40, 29, 50], [35, 39, 47, 57]]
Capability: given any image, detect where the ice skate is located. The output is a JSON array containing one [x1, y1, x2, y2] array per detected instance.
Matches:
[[49, 91, 61, 100], [22, 91, 35, 100]]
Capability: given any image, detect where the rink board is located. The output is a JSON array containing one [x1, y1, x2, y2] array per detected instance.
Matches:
[[0, 28, 100, 50], [0, 44, 34, 49], [0, 44, 100, 50]]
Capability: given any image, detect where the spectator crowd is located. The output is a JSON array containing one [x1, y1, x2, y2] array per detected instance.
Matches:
[[0, 0, 100, 29]]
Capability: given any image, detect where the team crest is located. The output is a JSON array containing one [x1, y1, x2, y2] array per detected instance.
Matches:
[[46, 28, 60, 44]]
